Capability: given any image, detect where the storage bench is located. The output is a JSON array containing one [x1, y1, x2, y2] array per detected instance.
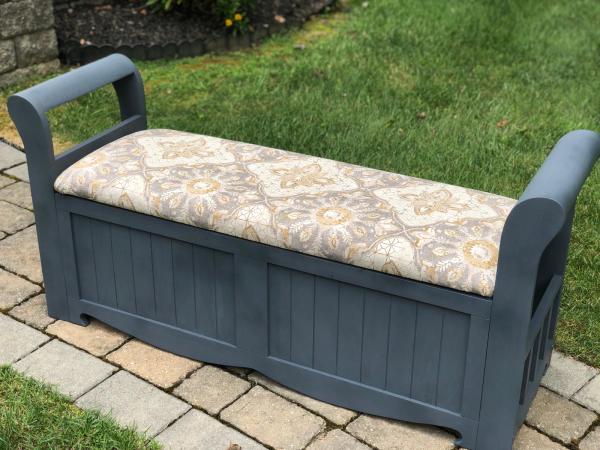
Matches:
[[8, 54, 600, 449]]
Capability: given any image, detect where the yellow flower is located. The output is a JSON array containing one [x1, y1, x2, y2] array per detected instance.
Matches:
[[234, 13, 243, 21], [225, 18, 233, 27]]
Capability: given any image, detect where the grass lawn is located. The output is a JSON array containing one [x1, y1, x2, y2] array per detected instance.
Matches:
[[0, 366, 158, 450], [0, 0, 599, 364]]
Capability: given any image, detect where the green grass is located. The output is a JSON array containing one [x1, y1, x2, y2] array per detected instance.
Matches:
[[1, 0, 599, 364], [0, 366, 159, 449]]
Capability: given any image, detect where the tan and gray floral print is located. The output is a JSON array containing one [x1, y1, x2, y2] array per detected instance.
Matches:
[[55, 129, 517, 297]]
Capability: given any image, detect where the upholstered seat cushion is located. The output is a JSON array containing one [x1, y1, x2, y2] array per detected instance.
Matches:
[[55, 129, 516, 297]]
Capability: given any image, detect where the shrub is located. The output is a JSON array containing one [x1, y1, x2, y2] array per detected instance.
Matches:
[[147, 0, 254, 31]]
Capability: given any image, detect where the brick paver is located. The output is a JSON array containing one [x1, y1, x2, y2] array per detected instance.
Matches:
[[0, 226, 42, 282], [307, 430, 370, 450], [0, 141, 26, 170], [513, 426, 565, 449], [9, 294, 55, 330], [0, 200, 34, 234], [574, 375, 600, 413], [221, 386, 326, 450], [0, 313, 48, 364], [156, 409, 266, 450], [13, 339, 116, 400], [106, 339, 201, 389], [0, 174, 14, 188], [76, 370, 190, 437], [249, 372, 357, 426], [542, 351, 598, 398], [526, 387, 596, 444], [174, 365, 250, 414], [4, 163, 29, 182], [46, 319, 128, 357], [579, 427, 600, 450], [0, 181, 33, 209], [0, 267, 40, 310], [346, 415, 455, 450]]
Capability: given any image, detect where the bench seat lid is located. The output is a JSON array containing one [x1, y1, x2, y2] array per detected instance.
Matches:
[[54, 129, 516, 297]]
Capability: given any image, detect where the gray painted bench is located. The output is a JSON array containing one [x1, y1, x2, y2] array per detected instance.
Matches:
[[8, 54, 600, 449]]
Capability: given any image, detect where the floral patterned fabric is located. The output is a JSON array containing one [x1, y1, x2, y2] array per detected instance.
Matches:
[[55, 129, 517, 297]]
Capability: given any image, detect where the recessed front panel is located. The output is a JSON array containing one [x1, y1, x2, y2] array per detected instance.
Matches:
[[267, 264, 472, 414], [71, 214, 237, 345]]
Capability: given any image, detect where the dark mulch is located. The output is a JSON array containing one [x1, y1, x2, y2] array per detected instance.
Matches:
[[54, 0, 333, 48]]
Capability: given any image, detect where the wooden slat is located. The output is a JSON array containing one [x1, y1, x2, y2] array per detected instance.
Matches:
[[411, 303, 443, 404], [527, 275, 562, 348], [290, 271, 315, 367], [386, 300, 417, 396], [235, 255, 267, 353], [519, 353, 531, 405], [110, 224, 136, 313], [72, 215, 98, 302], [215, 251, 235, 343], [539, 311, 551, 361], [151, 235, 176, 325], [193, 246, 217, 338], [89, 219, 117, 307], [460, 315, 490, 419], [130, 229, 156, 319], [337, 284, 364, 381], [268, 265, 291, 360], [172, 240, 196, 330], [436, 311, 469, 412], [361, 291, 391, 389], [529, 333, 541, 382], [313, 278, 339, 373]]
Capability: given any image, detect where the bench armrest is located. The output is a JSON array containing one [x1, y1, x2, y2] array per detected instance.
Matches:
[[480, 130, 600, 447], [496, 129, 600, 308], [8, 53, 147, 181], [5, 54, 147, 322], [519, 130, 600, 213]]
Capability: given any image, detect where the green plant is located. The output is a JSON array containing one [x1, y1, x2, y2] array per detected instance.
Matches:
[[0, 366, 160, 449], [217, 0, 253, 33], [146, 0, 254, 32]]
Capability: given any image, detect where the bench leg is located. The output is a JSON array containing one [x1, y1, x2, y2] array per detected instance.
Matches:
[[475, 420, 517, 450]]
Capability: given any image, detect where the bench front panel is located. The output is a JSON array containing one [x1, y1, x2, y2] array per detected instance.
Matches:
[[58, 195, 490, 443]]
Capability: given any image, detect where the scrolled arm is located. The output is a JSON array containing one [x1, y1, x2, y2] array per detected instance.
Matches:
[[9, 53, 145, 119], [495, 129, 600, 311], [4, 54, 147, 322], [519, 130, 600, 213], [7, 54, 147, 180]]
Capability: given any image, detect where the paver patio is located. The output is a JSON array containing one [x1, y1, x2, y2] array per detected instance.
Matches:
[[13, 339, 116, 400], [156, 409, 266, 450], [0, 141, 25, 170], [76, 370, 191, 437], [9, 294, 55, 330], [2, 147, 600, 449], [0, 267, 40, 310], [0, 174, 13, 188], [4, 162, 29, 181], [174, 365, 251, 414], [46, 319, 128, 357], [0, 181, 33, 209]]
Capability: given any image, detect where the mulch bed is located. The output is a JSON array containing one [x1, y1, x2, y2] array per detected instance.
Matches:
[[54, 0, 334, 63]]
